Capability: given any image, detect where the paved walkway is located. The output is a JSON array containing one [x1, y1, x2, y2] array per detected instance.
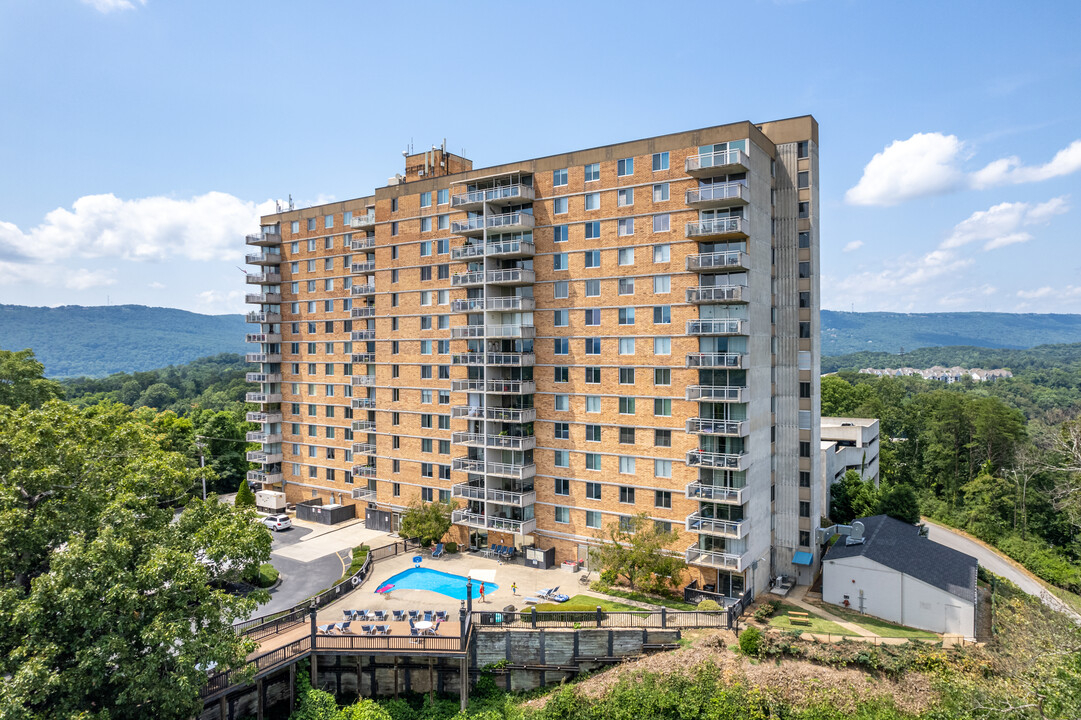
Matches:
[[773, 586, 880, 638]]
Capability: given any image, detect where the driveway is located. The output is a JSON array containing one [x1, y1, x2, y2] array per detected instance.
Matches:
[[923, 518, 1080, 623]]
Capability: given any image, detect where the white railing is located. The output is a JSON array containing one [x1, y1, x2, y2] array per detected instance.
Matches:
[[685, 545, 747, 571], [685, 147, 750, 173], [685, 353, 744, 369], [245, 272, 282, 285], [245, 311, 281, 324], [685, 514, 748, 539], [451, 271, 485, 287], [352, 442, 376, 455], [351, 465, 377, 478], [487, 212, 534, 231], [452, 457, 486, 474], [351, 262, 375, 273], [246, 411, 282, 423], [451, 433, 535, 451], [246, 451, 283, 464], [351, 353, 375, 363], [452, 296, 534, 312], [487, 240, 534, 256], [246, 431, 282, 444], [245, 333, 281, 344], [452, 510, 536, 534], [351, 214, 375, 228], [352, 420, 376, 432], [351, 330, 376, 341], [686, 216, 745, 238], [685, 182, 750, 205], [245, 392, 282, 404], [245, 293, 281, 304], [351, 306, 375, 318], [352, 375, 376, 386], [687, 285, 745, 303], [686, 251, 750, 272], [485, 461, 536, 479], [245, 252, 281, 264], [352, 398, 376, 409], [685, 385, 745, 402], [451, 184, 535, 208], [351, 487, 377, 501], [351, 236, 375, 250], [451, 379, 535, 394], [245, 372, 282, 383], [686, 319, 744, 335], [685, 483, 745, 504], [245, 231, 280, 246], [486, 268, 534, 284], [351, 284, 375, 295], [686, 418, 746, 436], [487, 352, 534, 366], [686, 450, 747, 470], [245, 352, 281, 363]]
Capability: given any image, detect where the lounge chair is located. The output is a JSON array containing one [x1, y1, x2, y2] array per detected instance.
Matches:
[[372, 610, 387, 621], [432, 543, 445, 558], [344, 610, 357, 620], [523, 597, 540, 605], [337, 621, 352, 633], [360, 624, 373, 634], [537, 586, 560, 599], [357, 609, 370, 618], [317, 624, 334, 634], [408, 610, 419, 620], [435, 610, 448, 622], [423, 610, 433, 622], [378, 625, 391, 635], [409, 628, 423, 645], [392, 610, 405, 621]]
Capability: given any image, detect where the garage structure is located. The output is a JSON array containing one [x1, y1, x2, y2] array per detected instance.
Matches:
[[822, 514, 977, 638]]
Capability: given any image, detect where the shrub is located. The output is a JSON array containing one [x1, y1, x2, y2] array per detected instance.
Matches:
[[697, 599, 722, 612], [445, 542, 458, 553], [738, 626, 763, 656], [524, 603, 605, 624], [235, 478, 255, 508], [753, 600, 778, 622], [244, 563, 278, 588]]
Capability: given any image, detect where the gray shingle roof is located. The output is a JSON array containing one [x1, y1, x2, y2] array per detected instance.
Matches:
[[823, 514, 977, 602]]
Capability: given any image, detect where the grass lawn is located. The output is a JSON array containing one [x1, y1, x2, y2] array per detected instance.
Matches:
[[587, 583, 698, 610], [768, 602, 856, 636], [808, 601, 939, 639], [566, 594, 643, 612], [250, 563, 278, 588]]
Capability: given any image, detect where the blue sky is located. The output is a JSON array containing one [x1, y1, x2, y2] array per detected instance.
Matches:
[[1, 0, 1079, 315]]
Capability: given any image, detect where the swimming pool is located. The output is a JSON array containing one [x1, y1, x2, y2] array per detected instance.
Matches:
[[376, 568, 497, 601]]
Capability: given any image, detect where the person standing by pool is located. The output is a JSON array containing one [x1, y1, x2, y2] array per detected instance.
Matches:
[[479, 581, 486, 603], [511, 582, 517, 596]]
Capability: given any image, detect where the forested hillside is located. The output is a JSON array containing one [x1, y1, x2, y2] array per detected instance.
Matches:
[[0, 304, 246, 377]]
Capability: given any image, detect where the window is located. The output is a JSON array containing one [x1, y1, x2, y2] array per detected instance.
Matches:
[[420, 217, 431, 232], [617, 188, 633, 206], [585, 425, 601, 442], [617, 218, 634, 236], [618, 338, 635, 355], [619, 456, 635, 474], [654, 368, 671, 386], [438, 214, 449, 230], [799, 231, 810, 248], [617, 157, 634, 176], [553, 309, 568, 327], [391, 198, 398, 212], [798, 171, 809, 189], [800, 471, 811, 488], [554, 478, 570, 495], [653, 305, 670, 324], [654, 460, 672, 479], [307, 218, 316, 231], [799, 261, 810, 279], [420, 267, 432, 283], [420, 240, 432, 257], [421, 487, 433, 502], [654, 429, 671, 447], [586, 482, 602, 500], [800, 321, 811, 339], [618, 397, 635, 414], [555, 506, 570, 524], [799, 441, 811, 457], [585, 367, 602, 384], [585, 221, 600, 239], [585, 396, 601, 413], [553, 224, 569, 243], [653, 275, 670, 294], [421, 389, 432, 404], [797, 140, 809, 158], [584, 308, 600, 325], [585, 279, 600, 297], [420, 340, 432, 355], [654, 489, 672, 508], [553, 253, 568, 271], [585, 337, 600, 354], [554, 450, 569, 467], [618, 307, 635, 325], [617, 247, 634, 265], [619, 427, 635, 444], [584, 162, 600, 182], [391, 221, 398, 235], [800, 381, 811, 398], [421, 414, 433, 429], [798, 201, 809, 219], [619, 367, 635, 384], [421, 438, 433, 453], [554, 338, 569, 355], [437, 188, 449, 205], [553, 168, 568, 186], [799, 291, 811, 308], [553, 197, 568, 214], [654, 337, 671, 355], [420, 191, 431, 208], [291, 220, 299, 234], [554, 281, 569, 299], [584, 192, 600, 211], [654, 398, 672, 416], [554, 366, 568, 383], [619, 486, 635, 504], [586, 453, 601, 470], [653, 244, 670, 263], [586, 510, 601, 528], [799, 530, 811, 548], [554, 422, 569, 440], [393, 482, 401, 496], [652, 152, 669, 171], [652, 183, 669, 202], [799, 501, 811, 518], [584, 250, 600, 268], [554, 394, 569, 411], [653, 214, 670, 232]]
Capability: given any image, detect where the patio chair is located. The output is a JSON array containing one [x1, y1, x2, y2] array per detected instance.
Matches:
[[423, 610, 433, 622], [408, 618, 416, 629], [338, 621, 352, 634], [432, 543, 445, 558], [357, 609, 370, 618], [317, 624, 334, 634], [344, 610, 357, 620], [537, 586, 559, 599], [409, 628, 423, 645], [408, 610, 419, 620], [392, 610, 405, 621], [424, 620, 442, 636], [360, 624, 373, 634], [378, 625, 391, 635], [372, 610, 387, 621], [435, 610, 448, 622]]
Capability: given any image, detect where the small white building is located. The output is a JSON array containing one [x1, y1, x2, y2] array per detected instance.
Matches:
[[822, 515, 978, 638], [820, 416, 880, 502]]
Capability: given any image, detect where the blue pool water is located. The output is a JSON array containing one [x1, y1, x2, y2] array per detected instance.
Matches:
[[378, 567, 497, 601]]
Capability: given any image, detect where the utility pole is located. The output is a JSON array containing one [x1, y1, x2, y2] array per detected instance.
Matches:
[[195, 439, 207, 500]]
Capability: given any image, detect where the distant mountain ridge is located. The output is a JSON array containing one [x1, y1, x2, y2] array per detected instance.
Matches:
[[4, 305, 1081, 378]]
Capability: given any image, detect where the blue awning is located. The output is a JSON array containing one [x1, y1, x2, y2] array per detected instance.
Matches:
[[792, 551, 814, 566]]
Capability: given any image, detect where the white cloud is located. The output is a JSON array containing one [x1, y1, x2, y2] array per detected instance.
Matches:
[[195, 289, 245, 314], [148, 281, 166, 289], [65, 268, 117, 290], [971, 140, 1081, 189], [845, 133, 966, 206], [942, 197, 1069, 250], [842, 240, 864, 252], [81, 0, 146, 12]]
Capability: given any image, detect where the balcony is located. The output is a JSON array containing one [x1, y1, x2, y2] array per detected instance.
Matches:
[[351, 329, 376, 341], [451, 457, 536, 480], [352, 375, 376, 386], [451, 432, 536, 451], [245, 251, 283, 266], [246, 411, 282, 424], [685, 353, 745, 369], [247, 470, 283, 485], [352, 420, 376, 432], [245, 372, 282, 383], [687, 285, 745, 304], [452, 509, 537, 535], [247, 450, 283, 464], [686, 319, 745, 336], [450, 324, 535, 340], [246, 332, 282, 344], [451, 379, 536, 394], [686, 450, 748, 471], [351, 261, 375, 274], [686, 418, 747, 437], [352, 398, 377, 410], [351, 306, 375, 318], [351, 236, 375, 251], [451, 406, 536, 423], [246, 431, 282, 444], [245, 272, 282, 285], [245, 292, 281, 304], [450, 184, 535, 210], [351, 487, 377, 501], [452, 483, 537, 507], [685, 545, 748, 572], [685, 513, 748, 539], [245, 230, 281, 247], [451, 271, 485, 288], [452, 240, 536, 261], [452, 212, 535, 238], [245, 352, 282, 364], [246, 392, 282, 404], [351, 284, 375, 296], [352, 442, 376, 455], [351, 213, 376, 229], [486, 268, 534, 286], [685, 385, 745, 402], [452, 296, 535, 313], [686, 250, 750, 273], [351, 353, 376, 363], [685, 182, 750, 208], [685, 147, 750, 177], [451, 352, 535, 367], [685, 482, 745, 505], [246, 311, 281, 324], [351, 464, 377, 478], [685, 217, 747, 241]]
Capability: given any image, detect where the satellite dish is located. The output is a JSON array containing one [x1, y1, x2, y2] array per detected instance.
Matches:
[[850, 521, 865, 540]]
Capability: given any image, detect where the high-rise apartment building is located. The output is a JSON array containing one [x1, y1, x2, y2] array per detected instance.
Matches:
[[244, 116, 821, 598]]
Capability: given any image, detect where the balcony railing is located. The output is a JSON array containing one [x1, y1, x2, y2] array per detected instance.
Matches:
[[451, 457, 536, 480], [686, 250, 750, 273], [451, 510, 537, 534], [245, 252, 282, 266], [350, 214, 376, 229], [245, 372, 282, 383], [245, 230, 280, 247], [450, 324, 535, 340], [687, 285, 745, 304], [452, 296, 535, 313], [352, 375, 376, 386], [247, 470, 283, 484], [685, 147, 750, 175], [451, 483, 536, 507], [351, 464, 377, 478], [246, 411, 282, 424], [452, 352, 535, 367], [246, 431, 282, 444], [245, 333, 282, 344], [246, 450, 283, 464], [451, 406, 536, 423], [685, 513, 748, 539], [450, 432, 536, 451], [245, 272, 282, 285], [351, 330, 375, 341], [685, 216, 746, 240], [685, 182, 750, 207], [245, 392, 282, 404], [245, 352, 282, 364], [486, 268, 534, 285], [686, 319, 745, 336], [685, 385, 745, 402], [352, 420, 376, 432], [451, 457, 486, 474], [451, 379, 535, 394], [351, 236, 375, 250], [452, 240, 536, 260], [351, 284, 375, 296], [245, 311, 281, 324], [351, 353, 375, 363], [450, 184, 535, 209], [352, 398, 377, 410], [685, 482, 745, 504], [686, 418, 747, 436], [685, 353, 745, 369], [351, 487, 377, 501], [351, 261, 375, 274], [451, 271, 485, 288], [352, 442, 376, 455], [245, 293, 281, 304], [351, 306, 375, 319], [686, 450, 748, 471], [452, 212, 535, 237], [685, 545, 748, 571]]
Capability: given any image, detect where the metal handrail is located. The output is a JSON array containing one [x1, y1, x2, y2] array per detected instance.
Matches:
[[685, 217, 745, 237], [685, 353, 744, 368], [685, 148, 749, 172], [686, 319, 744, 335], [686, 182, 749, 204], [686, 251, 749, 272]]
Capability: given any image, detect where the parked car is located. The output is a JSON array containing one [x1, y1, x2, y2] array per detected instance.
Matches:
[[262, 514, 292, 531]]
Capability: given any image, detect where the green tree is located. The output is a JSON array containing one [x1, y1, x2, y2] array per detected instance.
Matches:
[[236, 477, 256, 507], [0, 348, 63, 409], [0, 400, 271, 719], [193, 408, 251, 493], [398, 499, 456, 545], [136, 381, 178, 409], [594, 513, 686, 592], [875, 483, 921, 524], [829, 470, 879, 524]]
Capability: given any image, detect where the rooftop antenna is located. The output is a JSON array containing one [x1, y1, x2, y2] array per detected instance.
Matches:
[[288, 194, 294, 211]]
